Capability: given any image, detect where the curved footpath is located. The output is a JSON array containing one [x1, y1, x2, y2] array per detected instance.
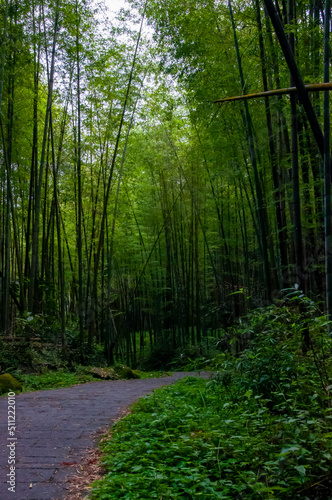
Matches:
[[1, 372, 210, 500]]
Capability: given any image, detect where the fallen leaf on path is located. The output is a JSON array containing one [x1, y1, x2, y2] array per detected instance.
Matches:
[[60, 447, 104, 500]]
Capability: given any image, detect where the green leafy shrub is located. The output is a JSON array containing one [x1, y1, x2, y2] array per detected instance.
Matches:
[[0, 338, 21, 372], [143, 338, 221, 371], [65, 327, 107, 367], [217, 297, 332, 414], [141, 340, 177, 370]]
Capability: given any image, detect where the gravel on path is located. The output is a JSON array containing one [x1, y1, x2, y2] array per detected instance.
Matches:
[[1, 372, 211, 500]]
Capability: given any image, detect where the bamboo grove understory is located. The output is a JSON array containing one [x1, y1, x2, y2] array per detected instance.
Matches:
[[0, 0, 331, 365]]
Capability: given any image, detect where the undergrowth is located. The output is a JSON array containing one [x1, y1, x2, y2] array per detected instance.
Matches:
[[89, 296, 332, 499], [6, 367, 171, 393], [14, 367, 96, 391]]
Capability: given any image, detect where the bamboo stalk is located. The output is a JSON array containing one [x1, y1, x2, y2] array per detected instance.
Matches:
[[215, 82, 332, 103]]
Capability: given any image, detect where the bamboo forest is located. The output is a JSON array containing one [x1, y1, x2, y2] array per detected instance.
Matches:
[[0, 0, 332, 498]]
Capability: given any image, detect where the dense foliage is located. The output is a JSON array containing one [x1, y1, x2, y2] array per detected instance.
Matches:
[[0, 0, 331, 367], [0, 1, 331, 497], [90, 301, 332, 499]]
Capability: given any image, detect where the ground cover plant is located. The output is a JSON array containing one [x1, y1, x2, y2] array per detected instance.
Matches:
[[89, 300, 332, 500], [0, 367, 171, 394], [15, 369, 97, 392]]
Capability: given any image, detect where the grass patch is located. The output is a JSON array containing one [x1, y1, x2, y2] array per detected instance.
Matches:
[[15, 368, 96, 392], [134, 370, 172, 379], [4, 367, 173, 393]]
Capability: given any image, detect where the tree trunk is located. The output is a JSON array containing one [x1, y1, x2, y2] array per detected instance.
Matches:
[[229, 0, 272, 300], [323, 0, 332, 321], [29, 0, 60, 312]]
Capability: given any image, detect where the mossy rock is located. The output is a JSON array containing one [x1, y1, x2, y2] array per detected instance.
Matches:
[[114, 365, 140, 380], [89, 367, 119, 380], [0, 373, 23, 394]]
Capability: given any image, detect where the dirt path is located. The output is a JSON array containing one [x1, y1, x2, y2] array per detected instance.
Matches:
[[0, 372, 210, 500]]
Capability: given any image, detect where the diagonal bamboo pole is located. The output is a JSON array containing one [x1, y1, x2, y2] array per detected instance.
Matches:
[[263, 0, 324, 156], [214, 82, 332, 104]]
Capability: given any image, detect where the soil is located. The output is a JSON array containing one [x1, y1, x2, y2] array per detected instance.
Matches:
[[0, 371, 211, 500]]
